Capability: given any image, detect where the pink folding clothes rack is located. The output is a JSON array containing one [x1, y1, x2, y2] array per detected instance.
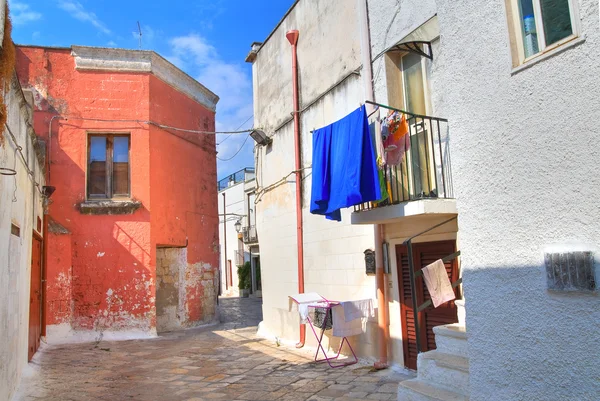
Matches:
[[289, 294, 358, 368]]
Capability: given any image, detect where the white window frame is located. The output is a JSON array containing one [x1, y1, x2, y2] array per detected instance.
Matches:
[[510, 0, 580, 65]]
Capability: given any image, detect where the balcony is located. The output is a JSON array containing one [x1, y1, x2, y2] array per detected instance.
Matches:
[[352, 105, 456, 225], [218, 167, 256, 192], [242, 225, 258, 244]]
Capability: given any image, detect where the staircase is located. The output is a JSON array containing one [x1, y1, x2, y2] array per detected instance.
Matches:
[[397, 323, 469, 400]]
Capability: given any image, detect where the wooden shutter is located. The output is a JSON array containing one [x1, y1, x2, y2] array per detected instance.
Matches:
[[396, 240, 459, 370]]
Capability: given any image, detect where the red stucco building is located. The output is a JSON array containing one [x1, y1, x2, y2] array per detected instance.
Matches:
[[16, 45, 220, 341]]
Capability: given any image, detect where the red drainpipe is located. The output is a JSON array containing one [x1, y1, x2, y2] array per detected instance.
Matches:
[[286, 29, 306, 348]]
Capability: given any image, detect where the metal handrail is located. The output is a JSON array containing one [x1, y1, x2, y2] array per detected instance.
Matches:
[[355, 101, 453, 212]]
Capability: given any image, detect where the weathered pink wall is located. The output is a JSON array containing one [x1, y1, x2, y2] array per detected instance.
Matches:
[[149, 75, 219, 325], [16, 46, 218, 335], [45, 230, 72, 326]]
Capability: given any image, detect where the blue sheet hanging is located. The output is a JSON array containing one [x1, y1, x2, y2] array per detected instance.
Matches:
[[310, 106, 381, 221]]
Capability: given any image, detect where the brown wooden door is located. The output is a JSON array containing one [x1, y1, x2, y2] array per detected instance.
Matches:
[[396, 240, 459, 370], [29, 235, 43, 361]]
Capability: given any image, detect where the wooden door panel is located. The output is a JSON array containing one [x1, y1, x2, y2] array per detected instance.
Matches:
[[29, 235, 42, 361], [396, 240, 459, 370]]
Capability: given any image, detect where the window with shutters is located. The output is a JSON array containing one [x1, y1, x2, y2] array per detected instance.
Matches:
[[87, 134, 130, 199]]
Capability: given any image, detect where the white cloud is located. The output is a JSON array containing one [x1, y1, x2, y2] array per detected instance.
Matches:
[[10, 2, 42, 25], [106, 40, 117, 47], [57, 1, 111, 35], [167, 33, 255, 177]]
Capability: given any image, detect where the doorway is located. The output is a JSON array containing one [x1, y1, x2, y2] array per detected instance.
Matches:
[[29, 234, 43, 361], [156, 247, 186, 333], [396, 240, 459, 370]]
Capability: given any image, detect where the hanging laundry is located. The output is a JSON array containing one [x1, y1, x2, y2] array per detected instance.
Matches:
[[310, 106, 381, 221], [383, 111, 410, 166], [375, 110, 387, 168], [422, 259, 456, 308]]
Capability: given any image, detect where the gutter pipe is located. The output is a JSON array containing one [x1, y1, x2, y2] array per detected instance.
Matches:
[[286, 29, 306, 348], [357, 0, 389, 369]]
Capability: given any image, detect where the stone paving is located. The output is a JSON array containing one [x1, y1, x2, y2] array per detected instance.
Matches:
[[15, 296, 413, 401]]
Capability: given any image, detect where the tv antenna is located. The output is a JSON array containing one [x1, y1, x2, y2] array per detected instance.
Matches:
[[137, 21, 142, 48]]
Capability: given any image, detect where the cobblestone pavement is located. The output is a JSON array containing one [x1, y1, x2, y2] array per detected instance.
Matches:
[[218, 296, 263, 329], [15, 297, 413, 401]]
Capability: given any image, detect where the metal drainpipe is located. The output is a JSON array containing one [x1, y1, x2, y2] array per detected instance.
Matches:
[[41, 209, 48, 337], [357, 0, 389, 369], [286, 29, 306, 348]]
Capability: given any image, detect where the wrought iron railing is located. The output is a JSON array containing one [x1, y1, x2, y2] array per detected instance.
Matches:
[[354, 101, 453, 213], [217, 167, 255, 191], [242, 226, 258, 244]]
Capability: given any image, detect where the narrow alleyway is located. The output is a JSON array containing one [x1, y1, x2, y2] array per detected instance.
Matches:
[[218, 296, 264, 329], [15, 297, 412, 401]]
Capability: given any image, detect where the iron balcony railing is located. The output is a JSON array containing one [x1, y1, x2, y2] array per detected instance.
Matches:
[[354, 101, 453, 213], [242, 225, 258, 244], [234, 250, 245, 267], [217, 167, 255, 191]]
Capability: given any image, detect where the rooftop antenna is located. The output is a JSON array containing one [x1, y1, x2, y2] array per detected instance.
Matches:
[[137, 21, 142, 49]]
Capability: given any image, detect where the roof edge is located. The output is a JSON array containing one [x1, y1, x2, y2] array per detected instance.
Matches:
[[254, 0, 300, 56], [70, 45, 219, 112]]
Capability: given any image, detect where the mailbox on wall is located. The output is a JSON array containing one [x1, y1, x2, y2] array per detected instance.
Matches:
[[364, 249, 376, 275]]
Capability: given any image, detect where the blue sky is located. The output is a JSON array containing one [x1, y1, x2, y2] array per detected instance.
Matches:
[[9, 0, 295, 180]]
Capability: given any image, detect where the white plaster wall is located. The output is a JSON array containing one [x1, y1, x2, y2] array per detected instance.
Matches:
[[436, 0, 600, 399], [253, 0, 362, 132], [218, 182, 246, 295], [252, 0, 381, 359], [0, 77, 45, 401], [368, 0, 438, 106]]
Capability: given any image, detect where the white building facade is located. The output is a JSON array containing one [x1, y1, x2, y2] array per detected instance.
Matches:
[[246, 0, 382, 358], [248, 1, 599, 400], [436, 0, 600, 400], [218, 168, 261, 297], [0, 74, 47, 400]]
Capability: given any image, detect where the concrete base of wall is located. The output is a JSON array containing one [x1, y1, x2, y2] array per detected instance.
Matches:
[[45, 323, 157, 345]]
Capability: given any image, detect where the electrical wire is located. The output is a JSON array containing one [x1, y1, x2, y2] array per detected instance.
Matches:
[[216, 134, 252, 162], [4, 123, 45, 197], [55, 116, 257, 135], [218, 115, 254, 146], [254, 165, 312, 204]]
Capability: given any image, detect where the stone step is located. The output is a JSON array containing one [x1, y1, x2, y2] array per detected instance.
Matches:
[[397, 379, 469, 401], [418, 350, 469, 395], [432, 324, 468, 357]]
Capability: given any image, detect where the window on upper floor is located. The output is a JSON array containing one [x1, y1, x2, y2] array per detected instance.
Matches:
[[87, 134, 130, 199], [507, 0, 578, 67], [385, 48, 438, 199]]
